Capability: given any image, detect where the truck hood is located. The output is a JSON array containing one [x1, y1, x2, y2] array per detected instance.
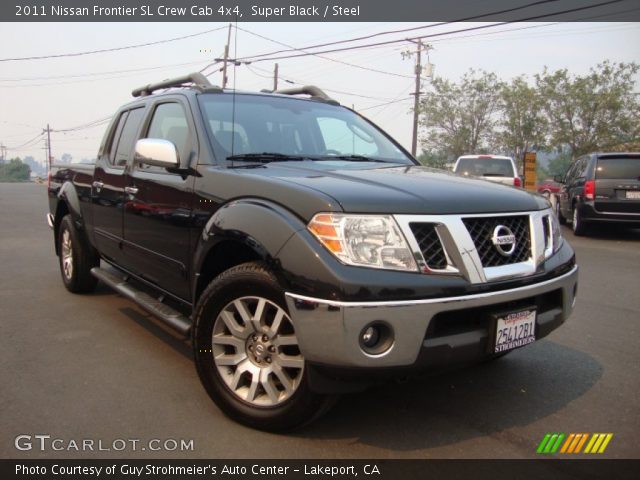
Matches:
[[259, 162, 547, 215]]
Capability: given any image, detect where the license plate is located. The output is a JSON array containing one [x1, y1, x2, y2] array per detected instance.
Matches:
[[493, 308, 536, 353], [626, 190, 640, 199]]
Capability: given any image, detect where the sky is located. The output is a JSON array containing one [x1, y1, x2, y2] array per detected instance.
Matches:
[[0, 20, 639, 167]]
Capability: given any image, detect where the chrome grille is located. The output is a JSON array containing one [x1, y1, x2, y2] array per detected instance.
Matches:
[[462, 215, 531, 267], [409, 223, 448, 270]]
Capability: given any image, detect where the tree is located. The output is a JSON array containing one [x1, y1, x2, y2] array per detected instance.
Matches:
[[0, 158, 31, 182], [545, 151, 573, 179], [419, 69, 502, 159], [496, 76, 547, 170], [416, 149, 450, 169], [535, 61, 640, 158]]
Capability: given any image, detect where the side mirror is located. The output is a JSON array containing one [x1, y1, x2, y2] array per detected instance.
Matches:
[[553, 175, 564, 184], [134, 138, 179, 168]]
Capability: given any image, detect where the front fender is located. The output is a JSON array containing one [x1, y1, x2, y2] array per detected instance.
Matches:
[[192, 199, 307, 297]]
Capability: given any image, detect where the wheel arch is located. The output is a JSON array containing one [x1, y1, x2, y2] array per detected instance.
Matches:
[[192, 199, 307, 304]]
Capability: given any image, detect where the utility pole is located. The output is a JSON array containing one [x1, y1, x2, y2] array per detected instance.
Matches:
[[43, 124, 52, 174], [0, 143, 6, 163], [221, 23, 233, 88], [402, 40, 433, 157], [273, 63, 279, 91]]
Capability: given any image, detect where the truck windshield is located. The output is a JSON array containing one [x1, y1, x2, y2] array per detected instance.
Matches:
[[198, 93, 414, 165]]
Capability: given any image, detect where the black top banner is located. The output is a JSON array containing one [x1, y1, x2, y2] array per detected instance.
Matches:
[[4, 0, 640, 22]]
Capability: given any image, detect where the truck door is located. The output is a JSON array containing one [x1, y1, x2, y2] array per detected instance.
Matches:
[[122, 99, 195, 301], [92, 107, 146, 263]]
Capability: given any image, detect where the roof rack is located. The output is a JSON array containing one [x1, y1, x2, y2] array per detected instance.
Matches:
[[132, 72, 219, 98], [263, 85, 339, 105]]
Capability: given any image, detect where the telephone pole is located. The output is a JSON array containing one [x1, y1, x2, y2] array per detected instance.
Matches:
[[402, 40, 433, 157], [43, 124, 52, 174], [221, 23, 233, 88], [273, 63, 279, 91]]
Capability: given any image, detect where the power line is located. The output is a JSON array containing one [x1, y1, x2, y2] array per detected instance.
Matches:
[[236, 25, 412, 79], [237, 0, 563, 62], [0, 26, 228, 62], [0, 59, 209, 82], [237, 0, 624, 64], [6, 133, 45, 150]]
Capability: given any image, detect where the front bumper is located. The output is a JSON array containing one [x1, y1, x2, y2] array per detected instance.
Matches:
[[285, 265, 578, 368]]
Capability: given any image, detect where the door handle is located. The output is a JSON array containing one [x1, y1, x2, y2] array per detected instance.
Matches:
[[92, 181, 104, 192], [124, 186, 139, 195]]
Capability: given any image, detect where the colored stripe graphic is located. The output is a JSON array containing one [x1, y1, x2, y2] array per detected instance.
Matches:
[[584, 433, 614, 454], [537, 433, 565, 454], [538, 433, 613, 454]]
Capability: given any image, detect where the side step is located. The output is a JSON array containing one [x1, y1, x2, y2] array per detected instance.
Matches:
[[91, 267, 192, 337]]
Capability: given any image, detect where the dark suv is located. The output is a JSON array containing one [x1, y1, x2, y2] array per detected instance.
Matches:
[[555, 152, 640, 235]]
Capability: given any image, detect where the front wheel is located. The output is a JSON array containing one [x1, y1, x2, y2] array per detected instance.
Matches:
[[193, 262, 333, 431]]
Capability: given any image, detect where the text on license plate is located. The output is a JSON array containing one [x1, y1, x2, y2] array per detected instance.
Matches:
[[626, 190, 640, 199], [494, 309, 536, 353]]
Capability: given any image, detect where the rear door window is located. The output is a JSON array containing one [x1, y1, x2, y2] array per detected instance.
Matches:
[[595, 158, 640, 179]]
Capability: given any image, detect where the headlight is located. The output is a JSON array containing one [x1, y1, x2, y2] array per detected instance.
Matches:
[[545, 208, 563, 257], [308, 213, 418, 272]]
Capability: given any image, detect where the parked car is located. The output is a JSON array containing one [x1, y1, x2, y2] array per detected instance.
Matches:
[[555, 152, 640, 235], [453, 154, 522, 187], [536, 178, 561, 198], [46, 73, 577, 431]]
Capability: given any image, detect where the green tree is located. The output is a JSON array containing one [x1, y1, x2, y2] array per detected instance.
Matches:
[[496, 76, 547, 170], [0, 157, 31, 182], [419, 69, 503, 159], [416, 149, 450, 169], [545, 152, 573, 179], [535, 61, 640, 158]]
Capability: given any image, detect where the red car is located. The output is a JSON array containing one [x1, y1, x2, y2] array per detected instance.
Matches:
[[537, 179, 561, 197]]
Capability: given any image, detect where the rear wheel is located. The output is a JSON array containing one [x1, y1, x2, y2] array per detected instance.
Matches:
[[193, 262, 333, 431], [58, 215, 99, 293], [572, 205, 588, 236]]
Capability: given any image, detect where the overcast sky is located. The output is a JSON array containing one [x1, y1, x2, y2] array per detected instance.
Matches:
[[0, 21, 639, 165]]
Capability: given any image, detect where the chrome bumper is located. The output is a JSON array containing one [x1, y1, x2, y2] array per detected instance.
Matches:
[[285, 265, 578, 368]]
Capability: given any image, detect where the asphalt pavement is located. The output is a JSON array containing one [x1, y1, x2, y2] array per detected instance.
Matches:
[[1, 182, 638, 459]]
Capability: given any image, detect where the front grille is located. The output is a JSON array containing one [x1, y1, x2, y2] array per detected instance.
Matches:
[[409, 223, 448, 270], [462, 215, 531, 267]]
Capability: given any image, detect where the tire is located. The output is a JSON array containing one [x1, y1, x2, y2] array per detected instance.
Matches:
[[58, 214, 99, 293], [572, 205, 588, 236], [192, 262, 332, 431], [556, 198, 567, 225]]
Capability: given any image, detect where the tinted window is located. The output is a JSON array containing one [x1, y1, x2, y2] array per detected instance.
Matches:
[[106, 112, 128, 166], [596, 158, 640, 179], [146, 103, 190, 162], [455, 158, 514, 177], [114, 108, 145, 167], [198, 94, 411, 164]]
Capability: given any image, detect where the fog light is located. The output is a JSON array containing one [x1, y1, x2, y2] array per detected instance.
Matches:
[[362, 326, 380, 348], [359, 322, 394, 355]]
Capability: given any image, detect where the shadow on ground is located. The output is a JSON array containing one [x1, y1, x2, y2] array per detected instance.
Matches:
[[297, 340, 602, 452]]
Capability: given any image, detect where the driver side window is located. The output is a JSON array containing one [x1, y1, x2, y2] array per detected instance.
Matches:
[[316, 117, 378, 156]]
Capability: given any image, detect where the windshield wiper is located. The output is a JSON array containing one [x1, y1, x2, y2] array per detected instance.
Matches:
[[317, 154, 388, 163], [227, 152, 306, 163]]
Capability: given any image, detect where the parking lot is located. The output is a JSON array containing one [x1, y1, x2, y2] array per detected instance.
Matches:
[[1, 182, 639, 459]]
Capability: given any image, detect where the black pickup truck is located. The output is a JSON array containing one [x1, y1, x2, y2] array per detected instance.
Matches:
[[47, 73, 578, 431]]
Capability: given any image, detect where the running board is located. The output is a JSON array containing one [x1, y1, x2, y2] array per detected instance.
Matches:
[[91, 267, 192, 337]]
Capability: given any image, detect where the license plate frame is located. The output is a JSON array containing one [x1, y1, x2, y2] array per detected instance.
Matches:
[[491, 307, 537, 354]]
